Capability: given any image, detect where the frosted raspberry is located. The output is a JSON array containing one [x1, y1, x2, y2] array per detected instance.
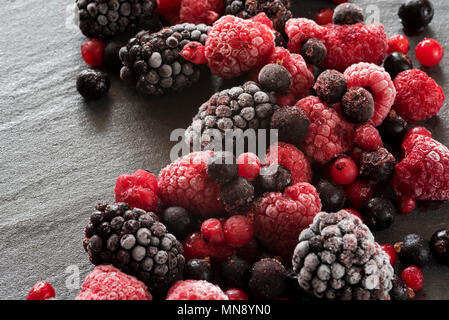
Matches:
[[264, 142, 313, 184], [253, 182, 321, 259], [344, 63, 396, 127], [204, 14, 276, 78], [158, 152, 223, 217], [76, 265, 152, 300], [354, 125, 383, 151], [179, 0, 225, 24], [286, 19, 388, 72], [114, 169, 159, 212], [166, 280, 229, 300], [392, 134, 449, 200], [393, 69, 445, 123], [296, 96, 354, 164]]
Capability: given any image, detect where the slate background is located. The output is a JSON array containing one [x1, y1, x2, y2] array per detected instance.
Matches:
[[1, 0, 448, 300]]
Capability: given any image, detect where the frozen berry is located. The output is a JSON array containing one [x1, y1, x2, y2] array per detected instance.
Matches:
[[223, 215, 254, 248], [330, 156, 358, 185], [76, 69, 110, 100], [396, 195, 416, 214], [161, 206, 196, 241], [220, 256, 251, 288], [354, 125, 383, 151], [381, 244, 397, 266], [415, 38, 444, 67], [270, 106, 310, 146], [236, 239, 262, 263], [390, 275, 413, 300], [258, 64, 292, 94], [395, 234, 430, 267], [341, 87, 375, 124], [314, 70, 347, 104], [256, 164, 292, 194], [384, 53, 413, 82], [388, 34, 410, 54], [430, 228, 449, 263], [237, 153, 261, 181], [166, 280, 229, 300], [359, 148, 396, 184], [26, 281, 55, 300], [207, 151, 239, 185], [201, 219, 225, 244], [379, 110, 408, 140], [225, 288, 248, 300], [103, 41, 123, 71], [81, 38, 105, 67], [398, 0, 434, 30], [220, 177, 255, 212], [401, 266, 423, 292], [315, 179, 345, 212], [315, 8, 334, 25], [362, 197, 396, 230], [403, 126, 432, 140], [333, 3, 364, 25], [185, 258, 212, 281], [249, 258, 287, 299], [300, 38, 327, 66], [344, 179, 375, 210], [183, 232, 212, 261]]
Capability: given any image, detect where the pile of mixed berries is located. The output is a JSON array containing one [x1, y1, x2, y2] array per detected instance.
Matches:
[[29, 0, 449, 300]]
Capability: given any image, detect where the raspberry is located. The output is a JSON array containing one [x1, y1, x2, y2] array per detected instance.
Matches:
[[404, 126, 432, 141], [381, 244, 397, 266], [179, 0, 225, 25], [114, 169, 159, 212], [158, 152, 223, 217], [401, 266, 423, 292], [264, 142, 313, 184], [396, 195, 416, 215], [344, 179, 374, 210], [315, 8, 334, 26], [296, 96, 354, 164], [225, 288, 249, 300], [354, 125, 383, 151], [344, 63, 396, 127], [253, 182, 321, 259], [286, 19, 388, 72], [166, 280, 229, 300], [76, 265, 152, 300], [237, 153, 261, 181], [81, 39, 105, 67], [415, 38, 444, 67], [388, 34, 409, 54], [201, 219, 225, 244], [26, 282, 55, 300], [393, 134, 449, 201], [393, 69, 445, 123], [223, 215, 254, 248]]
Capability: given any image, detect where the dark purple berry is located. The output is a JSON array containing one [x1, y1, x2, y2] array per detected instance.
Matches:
[[341, 87, 375, 124], [103, 41, 124, 71], [185, 259, 212, 281], [333, 3, 365, 25], [249, 258, 287, 300], [359, 148, 396, 184], [314, 70, 347, 104], [220, 256, 251, 289], [362, 197, 396, 230], [76, 69, 110, 100], [220, 177, 255, 212], [160, 206, 196, 241], [300, 38, 327, 66], [270, 106, 310, 146], [396, 233, 430, 267], [380, 110, 408, 141], [384, 52, 413, 79], [256, 164, 292, 194], [398, 0, 434, 30], [315, 179, 346, 212], [207, 151, 239, 185], [430, 228, 449, 263], [258, 63, 292, 94], [390, 275, 411, 300]]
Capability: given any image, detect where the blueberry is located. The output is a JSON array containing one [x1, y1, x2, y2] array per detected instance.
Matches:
[[315, 179, 346, 212], [333, 3, 365, 25], [397, 233, 430, 266], [185, 259, 212, 281], [270, 106, 310, 146], [220, 256, 251, 289], [341, 87, 375, 124], [76, 69, 110, 100], [430, 228, 449, 263], [256, 164, 292, 194], [362, 198, 396, 230], [300, 38, 327, 66], [383, 52, 413, 80], [160, 206, 196, 241], [207, 151, 239, 185], [398, 0, 434, 30], [258, 63, 292, 94]]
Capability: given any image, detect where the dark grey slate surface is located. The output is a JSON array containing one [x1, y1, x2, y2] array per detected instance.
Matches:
[[0, 0, 448, 300]]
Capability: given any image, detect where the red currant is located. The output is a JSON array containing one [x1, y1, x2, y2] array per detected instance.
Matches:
[[396, 195, 416, 214], [388, 34, 410, 54], [183, 232, 212, 261], [330, 156, 358, 185], [401, 266, 424, 292], [81, 39, 105, 67], [381, 244, 397, 266], [415, 38, 444, 67], [201, 218, 225, 244], [344, 179, 374, 209], [315, 8, 334, 25], [404, 126, 432, 140], [223, 215, 254, 248], [26, 281, 55, 300], [237, 153, 261, 181], [344, 208, 364, 222], [225, 288, 249, 300]]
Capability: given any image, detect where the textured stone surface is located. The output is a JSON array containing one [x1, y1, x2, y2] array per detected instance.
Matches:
[[0, 0, 448, 300]]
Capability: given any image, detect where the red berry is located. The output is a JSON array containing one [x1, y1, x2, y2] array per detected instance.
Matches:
[[415, 38, 444, 67], [237, 153, 261, 181], [396, 195, 416, 214], [26, 281, 55, 300], [354, 125, 383, 151], [225, 288, 249, 300], [330, 156, 358, 185], [404, 126, 432, 141], [401, 266, 424, 292], [223, 215, 254, 248], [180, 42, 207, 65], [315, 8, 334, 25], [388, 34, 409, 54], [183, 232, 212, 261], [331, 0, 347, 3], [381, 244, 397, 266], [344, 179, 374, 209], [81, 39, 105, 67], [344, 208, 364, 222], [201, 219, 225, 244]]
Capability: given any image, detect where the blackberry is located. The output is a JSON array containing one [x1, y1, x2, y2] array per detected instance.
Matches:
[[207, 151, 239, 185], [300, 38, 327, 66], [220, 256, 251, 289], [341, 87, 375, 124], [314, 70, 347, 104], [359, 148, 396, 184], [220, 177, 255, 213], [119, 23, 211, 95], [398, 0, 434, 30], [185, 258, 212, 281], [83, 202, 185, 291], [383, 52, 413, 80], [249, 258, 287, 299], [292, 211, 394, 300], [76, 69, 110, 100], [185, 82, 279, 150], [362, 198, 396, 231], [315, 179, 346, 212], [333, 3, 365, 25], [255, 164, 292, 194], [160, 206, 196, 241], [258, 64, 291, 94], [76, 0, 160, 39], [396, 233, 431, 267], [271, 106, 310, 146]]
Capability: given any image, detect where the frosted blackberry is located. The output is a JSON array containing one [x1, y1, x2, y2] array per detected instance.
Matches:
[[119, 23, 211, 95], [292, 210, 394, 300], [185, 82, 279, 150], [83, 202, 185, 291], [76, 0, 160, 39]]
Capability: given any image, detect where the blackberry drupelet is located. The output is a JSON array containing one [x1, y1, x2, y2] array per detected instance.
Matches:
[[83, 202, 185, 291], [292, 210, 394, 300], [185, 81, 279, 150], [76, 0, 160, 39], [119, 23, 211, 95]]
